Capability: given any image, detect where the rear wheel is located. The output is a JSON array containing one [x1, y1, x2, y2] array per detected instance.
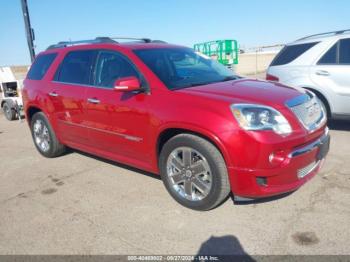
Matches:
[[159, 134, 230, 211], [30, 112, 66, 158], [3, 102, 16, 121]]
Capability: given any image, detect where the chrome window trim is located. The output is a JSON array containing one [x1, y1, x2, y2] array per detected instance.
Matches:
[[51, 81, 148, 95], [51, 80, 114, 90]]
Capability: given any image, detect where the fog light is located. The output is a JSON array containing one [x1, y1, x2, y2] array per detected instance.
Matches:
[[256, 177, 267, 186], [269, 150, 286, 165]]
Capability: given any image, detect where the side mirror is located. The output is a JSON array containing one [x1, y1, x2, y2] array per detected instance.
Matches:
[[114, 76, 141, 92]]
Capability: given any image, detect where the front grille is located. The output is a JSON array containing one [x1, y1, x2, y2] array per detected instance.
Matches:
[[287, 92, 325, 131], [297, 161, 319, 179]]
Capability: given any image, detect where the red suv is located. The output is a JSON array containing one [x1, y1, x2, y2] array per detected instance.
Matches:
[[23, 37, 330, 210]]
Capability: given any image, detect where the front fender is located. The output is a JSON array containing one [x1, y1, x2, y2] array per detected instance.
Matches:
[[155, 121, 233, 169]]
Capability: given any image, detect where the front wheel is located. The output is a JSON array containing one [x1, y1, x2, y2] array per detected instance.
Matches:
[[159, 134, 230, 211], [318, 98, 330, 120]]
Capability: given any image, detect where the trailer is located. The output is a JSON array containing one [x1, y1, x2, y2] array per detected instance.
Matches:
[[0, 67, 24, 121]]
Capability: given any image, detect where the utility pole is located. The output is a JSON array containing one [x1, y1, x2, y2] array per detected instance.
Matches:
[[20, 0, 35, 62]]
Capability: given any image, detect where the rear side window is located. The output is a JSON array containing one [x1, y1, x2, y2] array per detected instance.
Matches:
[[27, 53, 57, 80], [339, 38, 350, 64], [271, 42, 318, 66], [318, 43, 337, 64], [56, 50, 96, 85], [317, 38, 350, 65]]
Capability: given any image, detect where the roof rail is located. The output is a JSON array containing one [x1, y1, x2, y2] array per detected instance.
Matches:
[[46, 37, 116, 50], [151, 40, 168, 43], [108, 37, 152, 43], [297, 29, 350, 41], [46, 36, 165, 50]]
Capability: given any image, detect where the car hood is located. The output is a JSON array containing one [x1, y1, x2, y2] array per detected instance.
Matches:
[[176, 79, 304, 108]]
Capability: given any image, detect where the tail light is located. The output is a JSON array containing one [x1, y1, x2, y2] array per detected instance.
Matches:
[[266, 74, 279, 82]]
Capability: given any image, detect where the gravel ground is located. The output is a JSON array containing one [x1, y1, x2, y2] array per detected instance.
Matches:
[[0, 114, 349, 256]]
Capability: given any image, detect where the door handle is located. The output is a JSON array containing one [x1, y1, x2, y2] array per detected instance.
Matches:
[[316, 70, 330, 76], [48, 92, 58, 97], [87, 98, 100, 104]]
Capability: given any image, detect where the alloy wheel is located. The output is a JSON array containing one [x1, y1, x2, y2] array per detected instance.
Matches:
[[166, 147, 212, 201], [33, 119, 51, 152]]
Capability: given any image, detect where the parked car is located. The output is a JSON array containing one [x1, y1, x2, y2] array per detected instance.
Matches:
[[23, 37, 329, 210], [267, 29, 350, 120]]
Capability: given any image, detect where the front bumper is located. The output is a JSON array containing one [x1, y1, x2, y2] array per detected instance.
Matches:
[[227, 128, 330, 199]]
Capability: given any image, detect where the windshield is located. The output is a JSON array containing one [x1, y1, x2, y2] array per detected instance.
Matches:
[[134, 48, 238, 90]]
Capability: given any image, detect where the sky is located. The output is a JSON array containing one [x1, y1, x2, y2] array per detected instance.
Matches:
[[0, 0, 349, 65]]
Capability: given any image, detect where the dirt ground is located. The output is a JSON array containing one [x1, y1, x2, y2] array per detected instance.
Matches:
[[0, 114, 349, 256]]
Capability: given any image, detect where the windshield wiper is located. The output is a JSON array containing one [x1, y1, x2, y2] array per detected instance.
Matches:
[[171, 77, 241, 91], [221, 76, 239, 82], [187, 82, 215, 87], [171, 81, 215, 90]]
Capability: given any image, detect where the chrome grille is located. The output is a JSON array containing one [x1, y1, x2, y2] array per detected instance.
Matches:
[[297, 161, 319, 179], [287, 92, 326, 131]]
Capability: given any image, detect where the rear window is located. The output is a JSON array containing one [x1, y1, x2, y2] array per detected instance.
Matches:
[[55, 50, 96, 85], [27, 53, 57, 80], [271, 42, 318, 66]]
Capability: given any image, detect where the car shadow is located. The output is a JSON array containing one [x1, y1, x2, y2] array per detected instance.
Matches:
[[70, 149, 161, 181], [195, 235, 255, 261], [328, 119, 350, 131]]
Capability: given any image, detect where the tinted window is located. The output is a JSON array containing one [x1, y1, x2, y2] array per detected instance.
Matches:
[[271, 42, 319, 66], [134, 48, 237, 90], [339, 38, 350, 64], [56, 50, 96, 85], [318, 43, 337, 64], [94, 51, 139, 88], [27, 53, 57, 80]]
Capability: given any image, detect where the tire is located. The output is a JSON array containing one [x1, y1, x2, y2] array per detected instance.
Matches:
[[159, 134, 230, 211], [30, 112, 66, 158], [3, 102, 17, 121], [317, 97, 330, 120]]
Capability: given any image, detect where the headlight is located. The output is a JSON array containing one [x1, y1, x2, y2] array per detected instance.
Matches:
[[231, 104, 292, 136]]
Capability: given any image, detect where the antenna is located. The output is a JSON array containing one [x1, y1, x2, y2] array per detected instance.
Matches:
[[21, 0, 35, 62]]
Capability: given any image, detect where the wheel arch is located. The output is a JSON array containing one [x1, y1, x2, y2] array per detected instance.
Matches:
[[26, 105, 44, 124], [156, 125, 232, 169]]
